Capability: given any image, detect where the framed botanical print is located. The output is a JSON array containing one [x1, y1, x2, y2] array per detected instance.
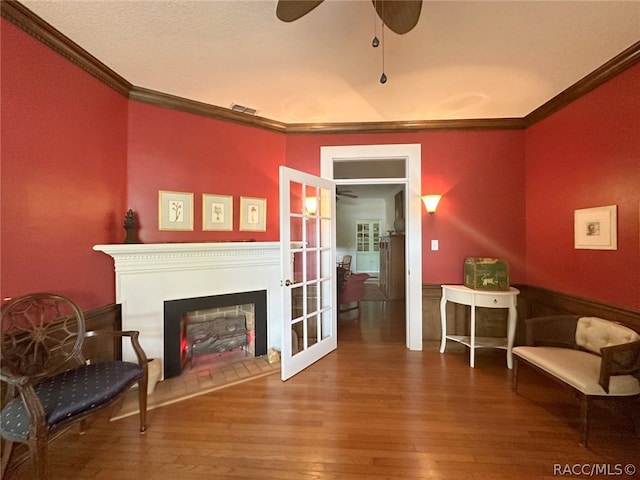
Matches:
[[239, 196, 267, 232], [158, 190, 193, 231], [203, 194, 233, 231]]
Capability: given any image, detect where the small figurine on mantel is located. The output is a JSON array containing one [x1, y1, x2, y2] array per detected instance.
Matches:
[[123, 209, 140, 244]]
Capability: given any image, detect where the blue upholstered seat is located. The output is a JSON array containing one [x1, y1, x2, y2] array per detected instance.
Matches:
[[1, 293, 148, 480], [1, 361, 143, 442]]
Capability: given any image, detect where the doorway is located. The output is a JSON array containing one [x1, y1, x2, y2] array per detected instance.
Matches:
[[321, 144, 422, 350]]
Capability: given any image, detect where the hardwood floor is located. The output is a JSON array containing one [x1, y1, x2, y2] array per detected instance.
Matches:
[[6, 300, 640, 479]]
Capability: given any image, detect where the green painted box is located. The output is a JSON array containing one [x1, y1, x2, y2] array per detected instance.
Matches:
[[463, 257, 509, 291]]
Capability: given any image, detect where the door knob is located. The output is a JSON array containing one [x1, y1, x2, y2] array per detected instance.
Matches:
[[284, 279, 293, 286]]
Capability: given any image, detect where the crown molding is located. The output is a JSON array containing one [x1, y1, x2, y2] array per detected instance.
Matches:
[[524, 40, 640, 126], [1, 0, 132, 97], [285, 117, 526, 134], [130, 85, 525, 132], [3, 1, 638, 134], [129, 86, 288, 133]]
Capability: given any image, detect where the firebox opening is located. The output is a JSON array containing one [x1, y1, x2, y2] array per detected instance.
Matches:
[[164, 290, 267, 379], [183, 305, 251, 369]]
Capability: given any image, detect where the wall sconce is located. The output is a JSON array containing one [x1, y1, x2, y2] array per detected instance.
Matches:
[[304, 197, 318, 215], [422, 195, 442, 215]]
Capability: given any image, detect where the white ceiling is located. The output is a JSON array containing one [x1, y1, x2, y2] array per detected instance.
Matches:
[[20, 1, 640, 125]]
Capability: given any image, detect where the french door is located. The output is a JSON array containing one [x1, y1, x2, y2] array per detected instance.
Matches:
[[279, 167, 337, 380]]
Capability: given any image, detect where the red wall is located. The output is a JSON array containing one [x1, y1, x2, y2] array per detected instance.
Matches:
[[525, 64, 640, 310], [126, 102, 285, 243], [420, 130, 527, 284], [2, 17, 637, 312], [285, 131, 527, 285], [0, 20, 128, 308]]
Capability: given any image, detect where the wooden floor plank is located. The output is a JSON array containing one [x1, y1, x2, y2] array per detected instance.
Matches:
[[5, 300, 640, 479]]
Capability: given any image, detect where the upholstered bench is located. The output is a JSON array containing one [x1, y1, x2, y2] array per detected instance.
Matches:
[[512, 315, 640, 446]]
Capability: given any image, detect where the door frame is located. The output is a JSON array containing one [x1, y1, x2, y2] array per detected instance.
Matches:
[[320, 144, 423, 350]]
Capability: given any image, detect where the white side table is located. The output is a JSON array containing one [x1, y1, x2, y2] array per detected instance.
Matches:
[[440, 285, 519, 368]]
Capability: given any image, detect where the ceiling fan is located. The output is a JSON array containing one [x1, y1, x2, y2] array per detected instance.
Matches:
[[336, 188, 358, 200], [276, 0, 422, 35]]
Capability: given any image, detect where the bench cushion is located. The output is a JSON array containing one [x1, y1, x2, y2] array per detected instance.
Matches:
[[513, 346, 640, 396], [576, 317, 640, 355]]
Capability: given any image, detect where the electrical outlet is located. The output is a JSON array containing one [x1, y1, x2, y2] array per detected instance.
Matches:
[[431, 239, 439, 251]]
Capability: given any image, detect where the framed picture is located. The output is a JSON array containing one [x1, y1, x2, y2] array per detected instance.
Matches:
[[158, 190, 193, 231], [202, 194, 233, 231], [395, 190, 404, 220], [574, 205, 617, 250], [239, 196, 267, 232]]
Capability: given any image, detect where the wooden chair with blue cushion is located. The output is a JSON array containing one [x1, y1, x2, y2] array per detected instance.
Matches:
[[0, 293, 149, 479]]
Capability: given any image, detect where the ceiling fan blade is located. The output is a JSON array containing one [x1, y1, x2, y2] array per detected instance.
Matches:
[[336, 190, 358, 198], [276, 0, 324, 22], [372, 0, 422, 35]]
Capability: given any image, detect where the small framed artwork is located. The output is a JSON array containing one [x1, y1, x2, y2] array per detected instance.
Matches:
[[395, 190, 404, 220], [239, 196, 267, 232], [158, 190, 193, 231], [203, 194, 233, 231], [574, 205, 617, 250]]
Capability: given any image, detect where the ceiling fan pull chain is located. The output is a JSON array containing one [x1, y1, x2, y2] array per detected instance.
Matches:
[[380, 6, 387, 84], [372, 0, 380, 47]]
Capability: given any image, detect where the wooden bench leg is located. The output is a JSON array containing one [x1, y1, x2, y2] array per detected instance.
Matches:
[[628, 397, 640, 437], [580, 395, 590, 447]]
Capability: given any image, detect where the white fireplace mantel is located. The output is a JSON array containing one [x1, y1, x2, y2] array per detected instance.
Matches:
[[94, 242, 282, 371]]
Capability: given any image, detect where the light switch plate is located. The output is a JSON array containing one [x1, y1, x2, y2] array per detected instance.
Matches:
[[431, 240, 439, 251]]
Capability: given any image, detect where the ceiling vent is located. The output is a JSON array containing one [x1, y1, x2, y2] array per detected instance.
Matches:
[[230, 103, 258, 115]]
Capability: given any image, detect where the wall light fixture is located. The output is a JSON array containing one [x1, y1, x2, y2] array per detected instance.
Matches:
[[304, 197, 318, 215], [422, 195, 442, 215]]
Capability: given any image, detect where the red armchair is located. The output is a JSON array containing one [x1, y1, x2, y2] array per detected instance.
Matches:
[[338, 272, 370, 312]]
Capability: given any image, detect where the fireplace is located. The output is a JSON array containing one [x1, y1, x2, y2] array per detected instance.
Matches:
[[185, 311, 248, 365], [93, 242, 282, 379], [164, 290, 267, 378]]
